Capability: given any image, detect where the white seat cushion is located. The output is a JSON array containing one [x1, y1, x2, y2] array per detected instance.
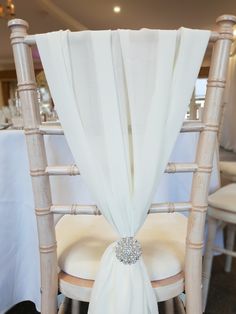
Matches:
[[220, 161, 236, 176], [208, 183, 236, 212], [56, 213, 187, 281]]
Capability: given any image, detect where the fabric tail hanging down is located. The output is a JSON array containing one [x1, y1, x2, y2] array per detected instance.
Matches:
[[36, 28, 210, 314]]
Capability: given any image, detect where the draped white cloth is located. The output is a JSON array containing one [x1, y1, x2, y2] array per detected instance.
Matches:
[[36, 29, 210, 314], [220, 51, 236, 152]]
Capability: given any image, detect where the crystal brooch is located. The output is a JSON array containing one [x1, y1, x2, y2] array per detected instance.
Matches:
[[115, 237, 142, 265]]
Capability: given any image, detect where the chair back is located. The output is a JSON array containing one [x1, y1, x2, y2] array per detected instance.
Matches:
[[8, 15, 236, 314]]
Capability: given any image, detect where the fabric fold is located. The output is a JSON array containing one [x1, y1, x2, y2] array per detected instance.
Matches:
[[88, 243, 158, 314], [36, 28, 210, 314]]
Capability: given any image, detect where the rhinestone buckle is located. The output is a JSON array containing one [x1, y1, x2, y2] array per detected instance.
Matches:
[[115, 237, 142, 265]]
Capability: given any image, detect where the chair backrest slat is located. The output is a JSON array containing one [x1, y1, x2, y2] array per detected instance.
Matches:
[[39, 120, 206, 134], [50, 202, 192, 216], [23, 31, 221, 45], [44, 162, 198, 176]]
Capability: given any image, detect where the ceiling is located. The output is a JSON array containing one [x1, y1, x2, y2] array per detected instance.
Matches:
[[1, 0, 236, 69]]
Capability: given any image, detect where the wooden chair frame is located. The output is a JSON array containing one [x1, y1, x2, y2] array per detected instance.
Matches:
[[8, 15, 236, 314]]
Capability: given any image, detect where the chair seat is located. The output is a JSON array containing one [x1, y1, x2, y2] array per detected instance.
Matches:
[[56, 213, 187, 282], [220, 161, 236, 177], [208, 183, 236, 213]]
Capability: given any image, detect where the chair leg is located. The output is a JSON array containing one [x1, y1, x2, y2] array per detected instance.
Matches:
[[225, 224, 236, 273], [71, 299, 81, 314], [164, 298, 174, 314], [58, 297, 69, 314], [174, 296, 185, 314], [202, 216, 218, 312]]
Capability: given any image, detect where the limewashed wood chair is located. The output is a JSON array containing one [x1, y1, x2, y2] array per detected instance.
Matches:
[[8, 15, 236, 314]]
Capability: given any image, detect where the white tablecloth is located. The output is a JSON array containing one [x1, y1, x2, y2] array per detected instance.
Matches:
[[0, 130, 221, 313], [220, 52, 236, 152]]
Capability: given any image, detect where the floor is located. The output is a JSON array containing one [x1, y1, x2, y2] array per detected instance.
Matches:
[[205, 255, 236, 314], [6, 147, 236, 314]]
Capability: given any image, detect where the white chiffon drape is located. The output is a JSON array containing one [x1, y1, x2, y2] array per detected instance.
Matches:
[[36, 29, 209, 314], [220, 52, 236, 152]]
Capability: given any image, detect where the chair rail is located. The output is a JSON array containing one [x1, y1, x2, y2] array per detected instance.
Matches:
[[50, 202, 192, 215]]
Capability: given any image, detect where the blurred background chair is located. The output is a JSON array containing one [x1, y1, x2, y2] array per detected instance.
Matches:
[[202, 182, 236, 311], [220, 161, 236, 185]]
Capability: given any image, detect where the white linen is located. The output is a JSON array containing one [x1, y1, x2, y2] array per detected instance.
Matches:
[[220, 52, 236, 152], [36, 29, 209, 314], [0, 130, 220, 313], [0, 130, 39, 314]]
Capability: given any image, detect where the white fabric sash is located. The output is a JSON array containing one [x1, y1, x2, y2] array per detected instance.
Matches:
[[36, 28, 210, 314]]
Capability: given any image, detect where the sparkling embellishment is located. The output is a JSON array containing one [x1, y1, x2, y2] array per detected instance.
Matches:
[[115, 237, 142, 265]]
